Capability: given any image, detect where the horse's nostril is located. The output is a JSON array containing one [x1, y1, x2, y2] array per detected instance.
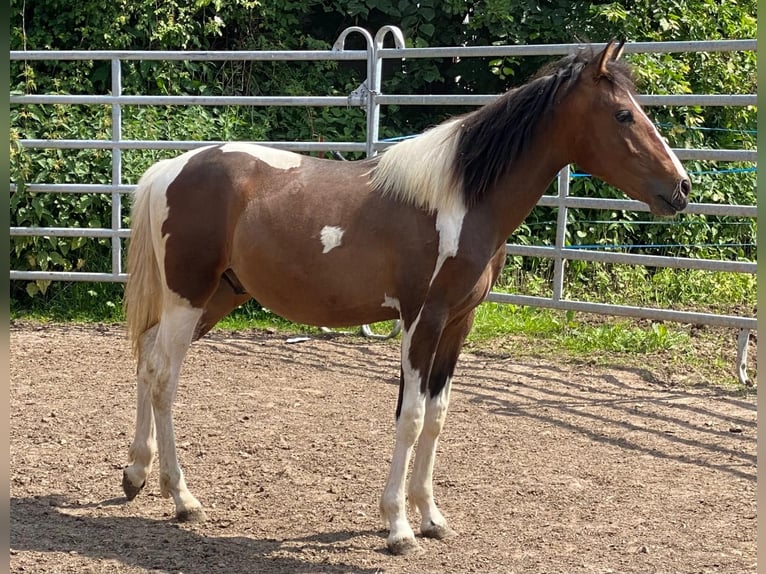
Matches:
[[680, 179, 691, 197]]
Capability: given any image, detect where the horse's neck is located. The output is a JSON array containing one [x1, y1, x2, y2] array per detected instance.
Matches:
[[482, 145, 568, 246]]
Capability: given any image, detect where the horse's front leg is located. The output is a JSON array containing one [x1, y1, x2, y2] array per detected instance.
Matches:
[[409, 310, 474, 540], [380, 368, 426, 555], [380, 310, 445, 555], [408, 381, 456, 540]]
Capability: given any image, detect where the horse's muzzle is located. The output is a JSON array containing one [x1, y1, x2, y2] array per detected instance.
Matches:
[[650, 178, 690, 216]]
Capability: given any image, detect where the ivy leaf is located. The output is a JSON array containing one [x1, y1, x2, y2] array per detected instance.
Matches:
[[419, 23, 435, 37]]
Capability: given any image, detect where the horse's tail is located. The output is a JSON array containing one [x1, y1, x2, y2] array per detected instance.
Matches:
[[124, 159, 169, 357]]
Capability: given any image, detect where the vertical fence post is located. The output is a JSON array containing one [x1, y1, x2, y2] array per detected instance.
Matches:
[[552, 165, 570, 302], [332, 27, 375, 157], [369, 26, 405, 158], [111, 58, 123, 277]]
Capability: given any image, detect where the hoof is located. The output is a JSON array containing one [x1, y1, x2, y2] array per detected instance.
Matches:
[[387, 537, 422, 556], [176, 507, 208, 523], [422, 522, 457, 540], [122, 471, 145, 501]]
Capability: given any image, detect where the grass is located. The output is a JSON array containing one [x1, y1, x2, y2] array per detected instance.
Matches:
[[470, 303, 688, 354]]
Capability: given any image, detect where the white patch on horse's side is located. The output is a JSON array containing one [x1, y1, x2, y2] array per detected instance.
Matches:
[[370, 119, 464, 215], [319, 225, 345, 254], [430, 203, 468, 284], [627, 92, 688, 180], [382, 295, 401, 312], [220, 142, 303, 170]]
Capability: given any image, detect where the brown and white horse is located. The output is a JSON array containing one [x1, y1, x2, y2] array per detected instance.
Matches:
[[122, 41, 689, 555]]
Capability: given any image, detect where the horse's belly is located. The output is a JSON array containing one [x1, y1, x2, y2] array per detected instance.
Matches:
[[231, 248, 402, 328]]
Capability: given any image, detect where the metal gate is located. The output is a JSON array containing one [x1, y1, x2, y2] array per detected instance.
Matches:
[[9, 28, 757, 384]]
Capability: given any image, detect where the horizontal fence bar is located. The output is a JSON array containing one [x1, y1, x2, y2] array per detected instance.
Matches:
[[9, 268, 755, 330], [14, 139, 368, 153], [375, 142, 756, 162], [12, 93, 755, 108], [534, 196, 757, 217], [484, 292, 756, 330], [667, 149, 755, 162], [10, 49, 369, 61], [375, 94, 756, 107], [10, 226, 130, 238], [640, 94, 757, 107], [10, 184, 129, 194], [14, 139, 756, 162], [503, 244, 756, 274], [378, 39, 757, 59], [10, 94, 354, 107], [10, 270, 127, 282], [10, 221, 754, 275]]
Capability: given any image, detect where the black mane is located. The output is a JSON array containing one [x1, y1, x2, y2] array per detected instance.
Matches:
[[453, 47, 635, 206]]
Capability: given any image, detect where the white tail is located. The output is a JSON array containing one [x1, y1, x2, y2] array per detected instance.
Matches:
[[123, 160, 170, 356]]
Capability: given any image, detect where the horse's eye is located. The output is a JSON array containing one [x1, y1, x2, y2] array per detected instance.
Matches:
[[615, 109, 634, 124]]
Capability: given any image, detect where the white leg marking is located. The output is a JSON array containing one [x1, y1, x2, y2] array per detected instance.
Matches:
[[149, 298, 207, 520], [220, 142, 303, 169], [381, 312, 427, 554], [319, 225, 345, 254], [627, 92, 689, 179], [124, 326, 159, 494], [409, 378, 455, 538]]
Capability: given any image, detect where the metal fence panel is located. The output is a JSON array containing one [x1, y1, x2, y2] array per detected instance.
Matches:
[[9, 29, 757, 383]]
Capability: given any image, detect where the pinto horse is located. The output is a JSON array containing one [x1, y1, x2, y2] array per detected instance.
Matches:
[[122, 41, 690, 555]]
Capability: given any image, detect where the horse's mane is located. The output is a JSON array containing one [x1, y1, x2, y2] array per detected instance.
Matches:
[[370, 46, 635, 212]]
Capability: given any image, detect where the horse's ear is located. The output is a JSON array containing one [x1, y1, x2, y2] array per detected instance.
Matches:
[[612, 39, 626, 62], [597, 39, 617, 78]]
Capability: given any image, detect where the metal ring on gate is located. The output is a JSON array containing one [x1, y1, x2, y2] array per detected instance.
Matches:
[[360, 320, 402, 340], [320, 320, 402, 340]]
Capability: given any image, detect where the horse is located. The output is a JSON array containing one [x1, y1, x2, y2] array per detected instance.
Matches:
[[121, 40, 690, 555]]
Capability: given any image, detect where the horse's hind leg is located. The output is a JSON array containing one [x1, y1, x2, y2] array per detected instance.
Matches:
[[149, 300, 207, 521], [124, 297, 207, 521], [123, 324, 160, 500], [123, 274, 248, 512]]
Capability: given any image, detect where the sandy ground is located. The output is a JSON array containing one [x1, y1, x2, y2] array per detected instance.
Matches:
[[10, 322, 757, 573]]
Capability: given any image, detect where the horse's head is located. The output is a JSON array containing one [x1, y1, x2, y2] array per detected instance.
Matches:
[[563, 41, 691, 216]]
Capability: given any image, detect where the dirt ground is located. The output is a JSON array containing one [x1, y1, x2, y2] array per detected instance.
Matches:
[[10, 321, 757, 574]]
